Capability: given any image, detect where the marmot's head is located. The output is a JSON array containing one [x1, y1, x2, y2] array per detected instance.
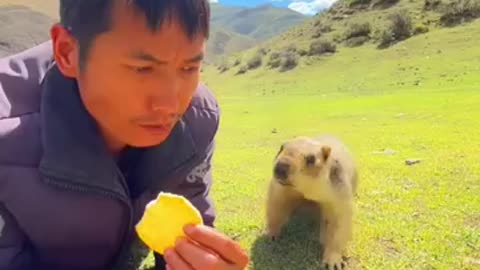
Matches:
[[273, 137, 332, 187]]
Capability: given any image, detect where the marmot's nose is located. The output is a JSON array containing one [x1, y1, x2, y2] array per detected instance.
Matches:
[[274, 162, 290, 180]]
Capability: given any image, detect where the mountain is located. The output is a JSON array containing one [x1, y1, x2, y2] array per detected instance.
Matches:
[[207, 4, 307, 62], [210, 4, 307, 42]]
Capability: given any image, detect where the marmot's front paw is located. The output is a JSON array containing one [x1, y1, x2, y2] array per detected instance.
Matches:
[[322, 251, 346, 270], [265, 227, 281, 241]]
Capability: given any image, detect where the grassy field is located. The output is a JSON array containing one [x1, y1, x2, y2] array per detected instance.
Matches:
[[194, 19, 480, 270]]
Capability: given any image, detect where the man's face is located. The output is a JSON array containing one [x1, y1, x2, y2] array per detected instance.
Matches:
[[75, 3, 205, 152]]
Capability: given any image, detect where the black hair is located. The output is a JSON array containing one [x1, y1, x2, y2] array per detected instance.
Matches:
[[59, 0, 210, 70]]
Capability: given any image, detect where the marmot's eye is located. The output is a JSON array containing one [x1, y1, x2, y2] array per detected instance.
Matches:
[[305, 154, 316, 166]]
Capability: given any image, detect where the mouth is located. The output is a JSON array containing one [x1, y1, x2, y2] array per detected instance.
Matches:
[[276, 178, 292, 187], [137, 123, 171, 135]]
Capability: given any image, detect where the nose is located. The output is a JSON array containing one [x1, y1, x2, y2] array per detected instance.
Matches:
[[274, 162, 290, 180], [148, 76, 180, 112]]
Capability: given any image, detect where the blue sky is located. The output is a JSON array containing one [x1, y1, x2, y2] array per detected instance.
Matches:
[[209, 0, 339, 16]]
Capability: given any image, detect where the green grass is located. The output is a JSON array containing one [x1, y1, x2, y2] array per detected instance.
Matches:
[[193, 19, 480, 270]]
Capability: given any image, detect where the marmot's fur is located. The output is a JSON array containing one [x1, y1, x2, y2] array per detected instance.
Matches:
[[265, 135, 358, 269]]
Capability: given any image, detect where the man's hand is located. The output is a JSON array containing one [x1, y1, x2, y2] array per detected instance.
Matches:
[[164, 225, 249, 270]]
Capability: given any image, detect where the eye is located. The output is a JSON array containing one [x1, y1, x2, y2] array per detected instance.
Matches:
[[131, 66, 154, 74], [182, 66, 200, 73], [305, 154, 316, 166]]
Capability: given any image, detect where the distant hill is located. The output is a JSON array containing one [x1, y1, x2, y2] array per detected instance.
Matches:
[[210, 4, 307, 42], [207, 4, 307, 62]]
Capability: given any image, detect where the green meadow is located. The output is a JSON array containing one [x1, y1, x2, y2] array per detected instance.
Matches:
[[195, 19, 480, 270]]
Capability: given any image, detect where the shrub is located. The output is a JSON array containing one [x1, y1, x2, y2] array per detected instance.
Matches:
[[344, 22, 371, 40], [236, 66, 248, 75], [279, 52, 299, 72], [233, 58, 241, 66], [345, 36, 370, 47], [267, 52, 281, 69], [267, 50, 299, 71], [257, 48, 269, 55], [389, 11, 412, 41], [413, 24, 429, 35], [376, 11, 412, 48], [284, 44, 297, 53], [348, 0, 372, 8], [298, 49, 308, 56], [217, 63, 229, 73], [309, 40, 337, 55], [371, 0, 400, 8], [312, 23, 333, 38], [247, 54, 262, 70], [440, 0, 480, 26], [424, 0, 442, 11]]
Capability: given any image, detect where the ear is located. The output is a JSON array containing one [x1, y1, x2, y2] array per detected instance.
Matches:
[[275, 144, 284, 160], [321, 146, 331, 161], [50, 23, 80, 78]]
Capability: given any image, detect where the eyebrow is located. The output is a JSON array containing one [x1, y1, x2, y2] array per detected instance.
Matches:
[[130, 51, 204, 65]]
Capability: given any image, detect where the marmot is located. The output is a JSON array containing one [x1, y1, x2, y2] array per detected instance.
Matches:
[[265, 135, 358, 269]]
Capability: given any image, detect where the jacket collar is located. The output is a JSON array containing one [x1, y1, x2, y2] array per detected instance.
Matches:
[[38, 65, 197, 198]]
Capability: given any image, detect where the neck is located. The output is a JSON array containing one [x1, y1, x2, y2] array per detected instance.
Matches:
[[99, 126, 126, 157]]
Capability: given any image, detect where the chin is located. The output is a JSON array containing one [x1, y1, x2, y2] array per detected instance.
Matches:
[[128, 133, 170, 148]]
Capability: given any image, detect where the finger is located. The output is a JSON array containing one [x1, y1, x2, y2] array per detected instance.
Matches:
[[184, 225, 249, 266], [175, 238, 233, 270], [164, 249, 194, 270]]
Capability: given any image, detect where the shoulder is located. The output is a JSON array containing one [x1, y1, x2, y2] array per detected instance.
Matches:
[[0, 41, 54, 119], [0, 41, 54, 167], [182, 83, 220, 155]]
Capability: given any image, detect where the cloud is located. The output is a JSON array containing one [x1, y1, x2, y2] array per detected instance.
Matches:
[[288, 0, 338, 15], [209, 0, 219, 3]]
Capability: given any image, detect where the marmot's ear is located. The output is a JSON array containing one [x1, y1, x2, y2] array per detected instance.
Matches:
[[321, 146, 331, 161], [275, 144, 285, 159]]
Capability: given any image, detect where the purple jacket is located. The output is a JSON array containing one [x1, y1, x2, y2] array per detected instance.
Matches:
[[0, 41, 220, 270]]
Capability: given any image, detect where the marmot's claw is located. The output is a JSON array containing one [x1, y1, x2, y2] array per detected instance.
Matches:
[[265, 228, 280, 241], [322, 252, 346, 270]]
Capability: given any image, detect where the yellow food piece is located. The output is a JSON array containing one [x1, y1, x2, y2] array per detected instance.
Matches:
[[135, 192, 203, 254]]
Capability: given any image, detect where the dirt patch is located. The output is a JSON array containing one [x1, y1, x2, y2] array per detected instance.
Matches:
[[379, 238, 400, 257], [465, 214, 480, 229]]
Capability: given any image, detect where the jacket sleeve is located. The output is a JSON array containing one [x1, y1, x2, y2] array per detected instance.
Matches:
[[154, 140, 217, 270], [173, 140, 216, 227], [0, 203, 36, 270]]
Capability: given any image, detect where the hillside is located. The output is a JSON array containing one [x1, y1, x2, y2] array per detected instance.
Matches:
[[213, 0, 480, 74], [0, 5, 53, 57]]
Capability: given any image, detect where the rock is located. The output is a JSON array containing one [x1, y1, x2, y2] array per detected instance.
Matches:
[[373, 148, 397, 155], [272, 128, 278, 134], [405, 159, 421, 166]]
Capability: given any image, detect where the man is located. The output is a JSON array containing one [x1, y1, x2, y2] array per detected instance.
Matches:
[[0, 0, 249, 270]]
